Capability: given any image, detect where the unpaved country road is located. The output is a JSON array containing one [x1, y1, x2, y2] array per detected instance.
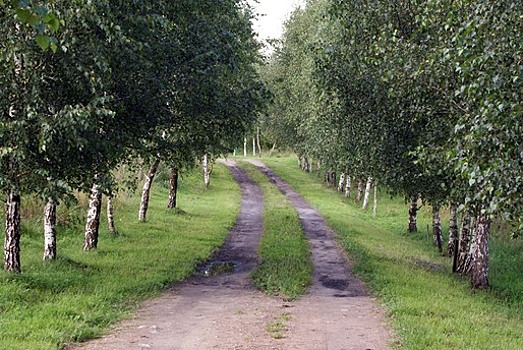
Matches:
[[69, 160, 392, 350]]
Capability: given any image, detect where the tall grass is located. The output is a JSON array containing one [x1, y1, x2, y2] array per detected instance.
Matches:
[[263, 156, 523, 350], [0, 163, 240, 350], [239, 162, 312, 300]]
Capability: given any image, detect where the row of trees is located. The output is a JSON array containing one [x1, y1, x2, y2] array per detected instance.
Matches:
[[1, 1, 266, 271], [261, 0, 522, 289]]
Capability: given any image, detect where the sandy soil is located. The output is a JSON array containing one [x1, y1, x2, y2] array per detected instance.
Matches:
[[68, 160, 393, 350]]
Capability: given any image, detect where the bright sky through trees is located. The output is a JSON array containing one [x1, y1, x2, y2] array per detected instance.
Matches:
[[249, 0, 304, 52]]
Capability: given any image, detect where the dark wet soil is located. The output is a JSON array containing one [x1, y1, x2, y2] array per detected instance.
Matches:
[[188, 162, 264, 288]]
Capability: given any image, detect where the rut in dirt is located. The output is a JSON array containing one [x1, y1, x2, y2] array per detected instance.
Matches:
[[246, 159, 367, 297], [194, 162, 264, 282]]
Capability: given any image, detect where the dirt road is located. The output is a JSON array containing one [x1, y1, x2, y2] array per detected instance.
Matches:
[[70, 161, 392, 350]]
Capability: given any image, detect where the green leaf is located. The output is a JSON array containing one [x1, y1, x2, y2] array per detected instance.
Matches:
[[47, 18, 60, 32], [15, 8, 32, 22], [35, 34, 50, 51]]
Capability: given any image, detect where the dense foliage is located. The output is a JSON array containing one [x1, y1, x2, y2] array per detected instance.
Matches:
[[262, 0, 522, 288], [1, 0, 265, 269]]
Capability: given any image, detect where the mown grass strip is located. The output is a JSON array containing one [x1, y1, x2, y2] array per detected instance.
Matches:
[[239, 161, 312, 300], [0, 164, 240, 350], [263, 156, 523, 350]]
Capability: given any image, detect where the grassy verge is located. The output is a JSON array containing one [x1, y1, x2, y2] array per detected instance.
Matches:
[[239, 162, 312, 300], [0, 163, 240, 350], [263, 156, 523, 350]]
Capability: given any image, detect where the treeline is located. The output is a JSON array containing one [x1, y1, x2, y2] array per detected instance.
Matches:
[[1, 1, 266, 271], [261, 0, 522, 289]]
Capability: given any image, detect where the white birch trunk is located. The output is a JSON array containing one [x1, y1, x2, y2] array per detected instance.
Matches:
[[338, 173, 346, 192], [233, 148, 236, 157], [433, 205, 443, 253], [256, 127, 262, 155], [43, 198, 57, 260], [269, 142, 276, 157], [107, 196, 117, 235], [470, 215, 490, 289], [252, 137, 256, 157], [243, 137, 247, 157], [4, 27, 22, 272], [202, 154, 210, 188], [408, 195, 418, 232], [457, 213, 473, 274], [304, 157, 310, 172], [373, 181, 378, 216], [4, 186, 21, 272], [448, 204, 458, 257], [355, 180, 363, 202], [345, 175, 351, 198], [362, 177, 372, 210], [84, 183, 102, 250], [138, 158, 160, 222]]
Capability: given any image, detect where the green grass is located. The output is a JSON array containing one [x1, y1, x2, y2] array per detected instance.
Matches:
[[239, 162, 312, 300], [0, 163, 240, 350], [262, 156, 523, 350], [265, 312, 291, 339]]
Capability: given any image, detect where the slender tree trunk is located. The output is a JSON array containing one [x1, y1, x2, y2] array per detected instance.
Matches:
[[43, 198, 57, 260], [330, 171, 337, 188], [304, 157, 310, 172], [107, 196, 117, 235], [448, 203, 458, 257], [243, 137, 247, 157], [433, 205, 443, 253], [324, 170, 330, 185], [252, 137, 256, 157], [345, 174, 351, 198], [470, 216, 491, 289], [167, 167, 179, 209], [256, 127, 262, 155], [4, 33, 22, 272], [456, 214, 473, 274], [355, 180, 363, 202], [338, 173, 346, 192], [138, 158, 160, 222], [84, 183, 102, 250], [202, 154, 210, 188], [4, 186, 21, 272], [308, 157, 313, 173], [362, 177, 372, 210], [373, 180, 378, 217], [316, 160, 321, 172], [233, 148, 236, 157], [269, 142, 276, 157], [408, 195, 418, 232]]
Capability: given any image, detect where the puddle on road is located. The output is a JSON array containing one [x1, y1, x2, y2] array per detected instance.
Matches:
[[320, 277, 349, 290], [200, 261, 237, 277]]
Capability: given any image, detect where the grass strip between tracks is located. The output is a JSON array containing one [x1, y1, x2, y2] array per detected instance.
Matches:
[[240, 161, 312, 300]]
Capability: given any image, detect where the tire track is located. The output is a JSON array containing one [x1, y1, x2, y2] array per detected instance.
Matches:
[[246, 159, 366, 297]]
